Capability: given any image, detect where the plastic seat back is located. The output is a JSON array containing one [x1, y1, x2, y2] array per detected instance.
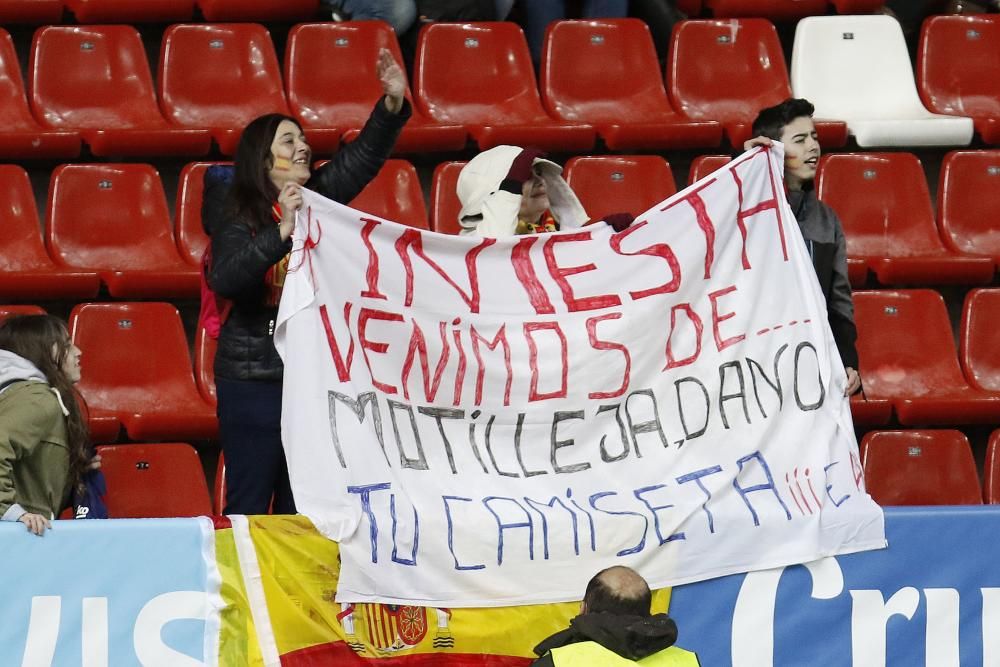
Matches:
[[853, 289, 970, 400], [348, 159, 428, 230], [97, 443, 212, 518], [985, 429, 1000, 504], [430, 161, 466, 235], [194, 324, 217, 405], [961, 288, 1000, 393], [705, 0, 827, 19], [45, 164, 184, 271], [564, 155, 677, 222], [159, 23, 289, 151], [414, 22, 551, 127], [688, 155, 732, 184], [0, 305, 46, 324], [669, 19, 791, 145], [176, 161, 229, 266], [861, 430, 982, 505], [197, 0, 318, 22], [791, 15, 973, 147], [542, 18, 675, 124], [0, 1, 63, 23], [69, 302, 202, 417], [30, 25, 167, 132], [817, 153, 946, 262], [65, 0, 194, 22], [0, 165, 55, 272], [938, 150, 1000, 263], [918, 16, 1000, 135]]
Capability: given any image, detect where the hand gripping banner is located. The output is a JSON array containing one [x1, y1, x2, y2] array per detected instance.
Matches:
[[274, 145, 885, 607]]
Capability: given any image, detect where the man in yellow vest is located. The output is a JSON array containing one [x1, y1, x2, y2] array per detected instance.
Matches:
[[530, 566, 700, 666]]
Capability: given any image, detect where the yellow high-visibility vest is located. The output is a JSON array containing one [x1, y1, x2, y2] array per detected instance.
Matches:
[[550, 641, 700, 666]]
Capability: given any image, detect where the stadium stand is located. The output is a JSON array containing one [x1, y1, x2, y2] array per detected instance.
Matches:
[[861, 429, 983, 505], [918, 15, 1000, 146], [97, 443, 213, 518], [413, 21, 596, 152], [64, 0, 195, 23], [176, 161, 229, 268], [69, 302, 218, 441], [668, 18, 847, 148], [0, 165, 101, 301], [29, 25, 211, 157], [960, 288, 1000, 394], [564, 155, 677, 221], [286, 21, 466, 154], [791, 14, 974, 147], [0, 28, 81, 160], [938, 150, 1000, 274], [45, 163, 200, 298], [540, 18, 722, 150], [158, 23, 290, 155], [816, 152, 995, 286], [853, 289, 1000, 425], [348, 159, 429, 229]]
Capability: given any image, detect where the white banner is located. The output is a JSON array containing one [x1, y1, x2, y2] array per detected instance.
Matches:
[[275, 146, 886, 608]]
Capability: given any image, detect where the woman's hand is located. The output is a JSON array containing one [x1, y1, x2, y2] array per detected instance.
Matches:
[[377, 48, 405, 114], [19, 512, 50, 536], [277, 182, 303, 241], [844, 367, 861, 396], [89, 453, 102, 470]]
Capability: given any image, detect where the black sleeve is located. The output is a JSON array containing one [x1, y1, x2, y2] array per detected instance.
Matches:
[[208, 217, 291, 299], [307, 96, 411, 204], [528, 654, 553, 667]]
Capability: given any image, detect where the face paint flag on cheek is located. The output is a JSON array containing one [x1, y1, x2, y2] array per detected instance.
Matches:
[[273, 156, 293, 171]]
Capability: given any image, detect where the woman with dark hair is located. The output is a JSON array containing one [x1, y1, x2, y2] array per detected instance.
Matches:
[[0, 315, 90, 535], [202, 48, 410, 515]]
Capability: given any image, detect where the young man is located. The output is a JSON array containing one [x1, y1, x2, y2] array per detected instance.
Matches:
[[745, 98, 862, 396], [530, 566, 700, 666]]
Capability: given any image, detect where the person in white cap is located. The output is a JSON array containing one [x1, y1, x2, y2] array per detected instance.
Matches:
[[457, 146, 632, 238]]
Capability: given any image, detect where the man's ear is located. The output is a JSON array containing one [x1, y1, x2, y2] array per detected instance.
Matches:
[[579, 600, 587, 615]]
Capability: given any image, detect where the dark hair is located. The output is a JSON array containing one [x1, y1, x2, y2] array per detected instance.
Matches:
[[583, 567, 652, 617], [751, 98, 816, 141], [227, 113, 301, 230], [0, 315, 90, 492]]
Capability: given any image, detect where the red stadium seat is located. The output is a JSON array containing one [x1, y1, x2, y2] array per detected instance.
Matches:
[[688, 155, 731, 184], [960, 288, 1000, 393], [564, 155, 677, 222], [430, 161, 466, 235], [214, 454, 226, 514], [984, 429, 1000, 504], [348, 159, 429, 229], [159, 23, 290, 156], [816, 153, 994, 285], [70, 302, 218, 441], [861, 430, 983, 505], [704, 0, 827, 19], [0, 29, 80, 159], [853, 289, 1000, 425], [197, 0, 319, 22], [0, 1, 63, 24], [97, 443, 212, 518], [414, 22, 596, 152], [668, 19, 847, 148], [918, 15, 1000, 145], [541, 19, 721, 150], [176, 161, 230, 267], [65, 0, 194, 22], [849, 394, 892, 427], [194, 325, 217, 406], [46, 164, 199, 298], [0, 305, 46, 324], [831, 0, 884, 11], [285, 22, 466, 154], [0, 165, 100, 301], [29, 25, 210, 157], [938, 150, 1000, 273]]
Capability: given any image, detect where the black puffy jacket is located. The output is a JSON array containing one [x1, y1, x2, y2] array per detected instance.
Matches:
[[203, 98, 410, 382]]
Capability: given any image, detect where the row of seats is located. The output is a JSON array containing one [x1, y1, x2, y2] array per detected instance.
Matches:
[[1, 286, 1000, 440], [4, 148, 998, 301], [862, 429, 1000, 506], [3, 15, 997, 160], [0, 0, 887, 25], [57, 426, 1000, 523], [0, 0, 321, 24]]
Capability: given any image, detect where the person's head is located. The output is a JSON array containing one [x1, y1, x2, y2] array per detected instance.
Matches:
[[519, 171, 549, 224], [581, 566, 652, 617], [0, 315, 90, 487], [751, 98, 820, 191], [229, 113, 311, 228]]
